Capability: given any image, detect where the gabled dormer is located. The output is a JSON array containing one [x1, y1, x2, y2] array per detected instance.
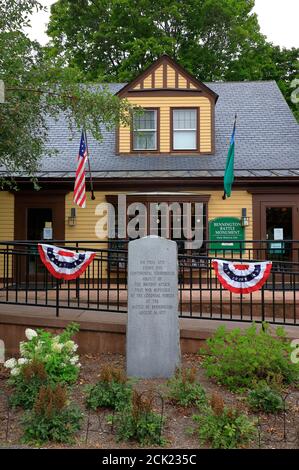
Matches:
[[116, 55, 218, 155]]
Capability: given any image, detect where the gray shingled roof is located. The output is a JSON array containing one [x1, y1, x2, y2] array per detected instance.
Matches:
[[7, 81, 299, 178]]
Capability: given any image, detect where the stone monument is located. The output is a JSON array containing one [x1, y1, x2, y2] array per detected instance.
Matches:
[[126, 236, 181, 378]]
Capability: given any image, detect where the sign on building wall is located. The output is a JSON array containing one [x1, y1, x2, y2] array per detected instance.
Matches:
[[209, 217, 245, 252]]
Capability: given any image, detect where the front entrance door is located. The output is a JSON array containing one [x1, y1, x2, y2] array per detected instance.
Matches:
[[27, 208, 53, 241], [253, 194, 299, 263], [265, 206, 293, 262], [27, 207, 53, 278], [14, 191, 66, 284]]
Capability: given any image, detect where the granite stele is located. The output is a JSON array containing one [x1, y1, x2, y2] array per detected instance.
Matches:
[[127, 236, 181, 378]]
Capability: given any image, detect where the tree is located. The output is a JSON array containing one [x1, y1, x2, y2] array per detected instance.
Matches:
[[0, 0, 132, 186], [47, 0, 298, 119]]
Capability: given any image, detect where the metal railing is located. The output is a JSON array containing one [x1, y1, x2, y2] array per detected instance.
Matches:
[[0, 240, 298, 325]]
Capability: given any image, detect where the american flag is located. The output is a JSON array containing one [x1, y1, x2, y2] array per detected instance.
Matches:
[[74, 130, 88, 208]]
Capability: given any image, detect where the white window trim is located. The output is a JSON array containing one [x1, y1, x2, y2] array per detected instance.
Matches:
[[133, 109, 158, 151], [172, 109, 198, 151]]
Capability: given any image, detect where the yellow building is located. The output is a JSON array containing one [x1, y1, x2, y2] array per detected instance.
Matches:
[[1, 55, 299, 263]]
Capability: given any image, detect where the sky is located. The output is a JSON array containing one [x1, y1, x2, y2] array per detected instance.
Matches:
[[25, 0, 299, 49]]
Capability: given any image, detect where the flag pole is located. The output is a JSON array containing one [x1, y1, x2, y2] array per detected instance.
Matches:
[[83, 127, 96, 201], [222, 113, 237, 200]]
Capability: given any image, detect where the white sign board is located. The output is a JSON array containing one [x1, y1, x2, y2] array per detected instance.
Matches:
[[43, 227, 53, 240], [274, 228, 284, 240]]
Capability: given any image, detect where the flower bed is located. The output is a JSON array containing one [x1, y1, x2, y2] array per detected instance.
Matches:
[[0, 323, 298, 449]]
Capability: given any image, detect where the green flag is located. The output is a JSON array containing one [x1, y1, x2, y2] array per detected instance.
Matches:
[[223, 116, 237, 199]]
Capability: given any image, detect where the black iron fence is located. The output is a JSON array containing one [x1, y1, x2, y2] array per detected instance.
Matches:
[[0, 240, 298, 325]]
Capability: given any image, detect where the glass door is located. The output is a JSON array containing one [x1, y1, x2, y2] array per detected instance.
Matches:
[[27, 208, 53, 277], [258, 199, 299, 263], [265, 206, 293, 262]]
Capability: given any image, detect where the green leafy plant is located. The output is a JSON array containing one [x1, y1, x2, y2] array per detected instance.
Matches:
[[5, 323, 80, 387], [5, 323, 81, 409], [112, 391, 165, 446], [193, 393, 257, 449], [247, 382, 285, 414], [167, 367, 206, 408], [200, 323, 299, 391], [86, 365, 132, 411], [22, 383, 83, 445], [8, 359, 49, 410]]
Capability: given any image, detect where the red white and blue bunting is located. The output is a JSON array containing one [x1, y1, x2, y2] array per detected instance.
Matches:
[[212, 259, 272, 294], [38, 244, 96, 280]]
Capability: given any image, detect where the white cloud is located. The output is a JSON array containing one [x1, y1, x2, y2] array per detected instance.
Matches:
[[253, 0, 299, 48], [24, 0, 55, 46]]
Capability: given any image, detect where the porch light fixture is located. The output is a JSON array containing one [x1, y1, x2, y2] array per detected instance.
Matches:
[[241, 208, 249, 227], [68, 207, 77, 227]]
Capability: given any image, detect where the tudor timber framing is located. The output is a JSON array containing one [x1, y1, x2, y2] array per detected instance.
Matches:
[[116, 55, 218, 102], [115, 55, 217, 156]]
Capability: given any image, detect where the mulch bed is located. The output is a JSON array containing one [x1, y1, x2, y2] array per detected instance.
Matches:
[[0, 353, 298, 449]]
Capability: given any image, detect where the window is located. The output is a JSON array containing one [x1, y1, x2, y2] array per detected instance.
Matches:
[[106, 195, 208, 260], [172, 109, 197, 150], [133, 109, 157, 151]]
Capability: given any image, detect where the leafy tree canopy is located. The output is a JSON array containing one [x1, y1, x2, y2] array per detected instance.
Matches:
[[47, 0, 299, 120], [0, 0, 132, 185]]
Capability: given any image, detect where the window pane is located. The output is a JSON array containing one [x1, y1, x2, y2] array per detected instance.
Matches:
[[173, 109, 196, 129], [134, 110, 156, 130], [133, 131, 156, 150], [173, 130, 196, 150]]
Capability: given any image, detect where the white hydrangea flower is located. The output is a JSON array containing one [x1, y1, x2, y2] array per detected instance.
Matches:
[[53, 335, 60, 343], [11, 367, 20, 376], [52, 342, 63, 353], [64, 340, 75, 350], [17, 358, 28, 365], [76, 363, 81, 368], [4, 358, 17, 369], [70, 355, 79, 365], [25, 328, 38, 341]]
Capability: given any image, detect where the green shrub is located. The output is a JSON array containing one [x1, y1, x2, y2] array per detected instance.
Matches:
[[247, 382, 285, 414], [86, 365, 132, 411], [167, 367, 206, 408], [112, 391, 165, 446], [5, 323, 81, 409], [8, 359, 48, 409], [193, 393, 257, 449], [22, 384, 83, 444], [5, 322, 80, 386], [200, 323, 299, 391]]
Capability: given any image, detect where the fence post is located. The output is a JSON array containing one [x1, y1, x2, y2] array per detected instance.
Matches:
[[261, 286, 265, 329], [56, 278, 60, 317], [75, 241, 79, 299]]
